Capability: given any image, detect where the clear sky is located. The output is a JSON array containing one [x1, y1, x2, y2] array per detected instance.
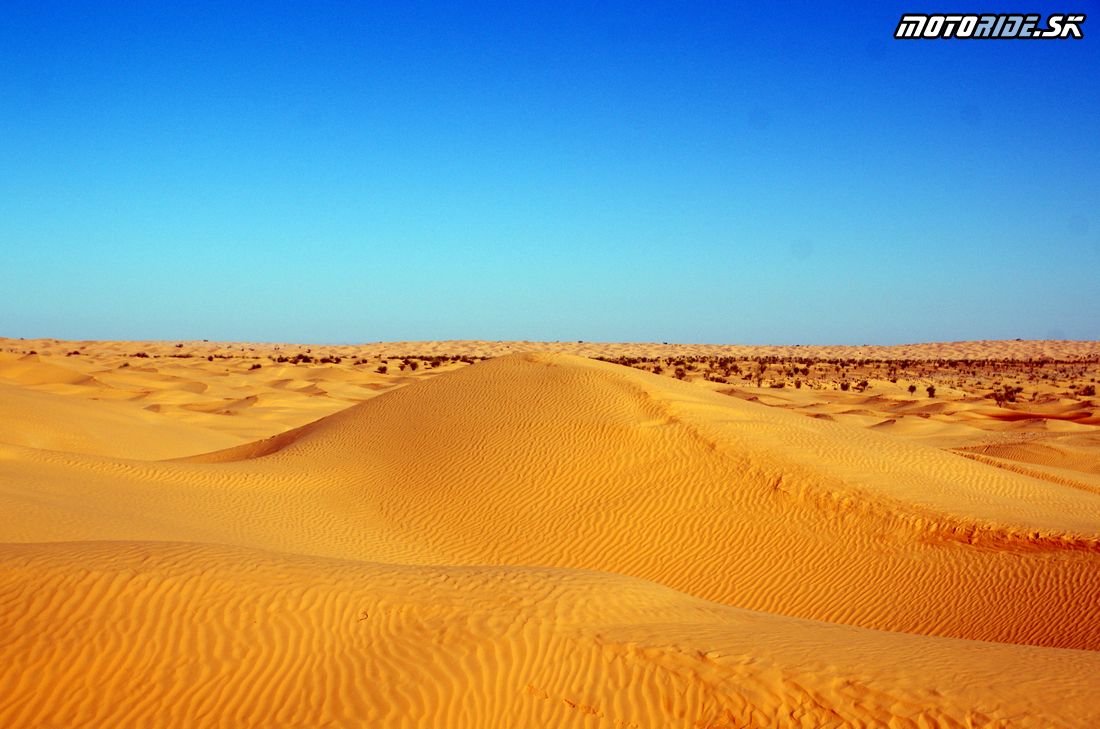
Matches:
[[1, 2, 1097, 344]]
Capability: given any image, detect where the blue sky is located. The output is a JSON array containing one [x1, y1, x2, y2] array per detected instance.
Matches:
[[1, 1, 1097, 344]]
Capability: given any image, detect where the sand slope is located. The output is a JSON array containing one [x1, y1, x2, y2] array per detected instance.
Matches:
[[2, 349, 1099, 726], [3, 541, 1099, 729], [0, 381, 242, 458]]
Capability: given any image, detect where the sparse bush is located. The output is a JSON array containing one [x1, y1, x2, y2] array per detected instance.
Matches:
[[674, 367, 686, 380], [376, 365, 388, 374], [907, 384, 917, 394], [926, 385, 936, 398], [794, 379, 802, 389], [249, 363, 262, 370], [839, 381, 850, 391], [991, 384, 1023, 406]]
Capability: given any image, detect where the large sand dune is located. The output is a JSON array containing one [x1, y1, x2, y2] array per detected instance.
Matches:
[[2, 341, 1099, 726]]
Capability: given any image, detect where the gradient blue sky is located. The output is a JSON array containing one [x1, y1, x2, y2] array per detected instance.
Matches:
[[1, 2, 1097, 344]]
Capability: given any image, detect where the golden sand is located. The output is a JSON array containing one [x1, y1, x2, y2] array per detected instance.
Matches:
[[1, 337, 1098, 727]]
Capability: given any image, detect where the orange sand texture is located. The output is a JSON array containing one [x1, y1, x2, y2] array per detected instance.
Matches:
[[2, 337, 1099, 727]]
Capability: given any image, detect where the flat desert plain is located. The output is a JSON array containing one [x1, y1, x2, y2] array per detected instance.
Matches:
[[2, 337, 1099, 728]]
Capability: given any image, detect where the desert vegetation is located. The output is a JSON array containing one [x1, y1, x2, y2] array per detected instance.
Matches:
[[593, 352, 1100, 408]]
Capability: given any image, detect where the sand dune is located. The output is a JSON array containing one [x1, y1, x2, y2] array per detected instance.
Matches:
[[0, 380, 241, 459], [4, 541, 1099, 728], [11, 352, 1094, 645], [1, 341, 1099, 726], [0, 352, 101, 387]]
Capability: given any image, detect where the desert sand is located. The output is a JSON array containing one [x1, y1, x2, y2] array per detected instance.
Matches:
[[1, 337, 1099, 727]]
